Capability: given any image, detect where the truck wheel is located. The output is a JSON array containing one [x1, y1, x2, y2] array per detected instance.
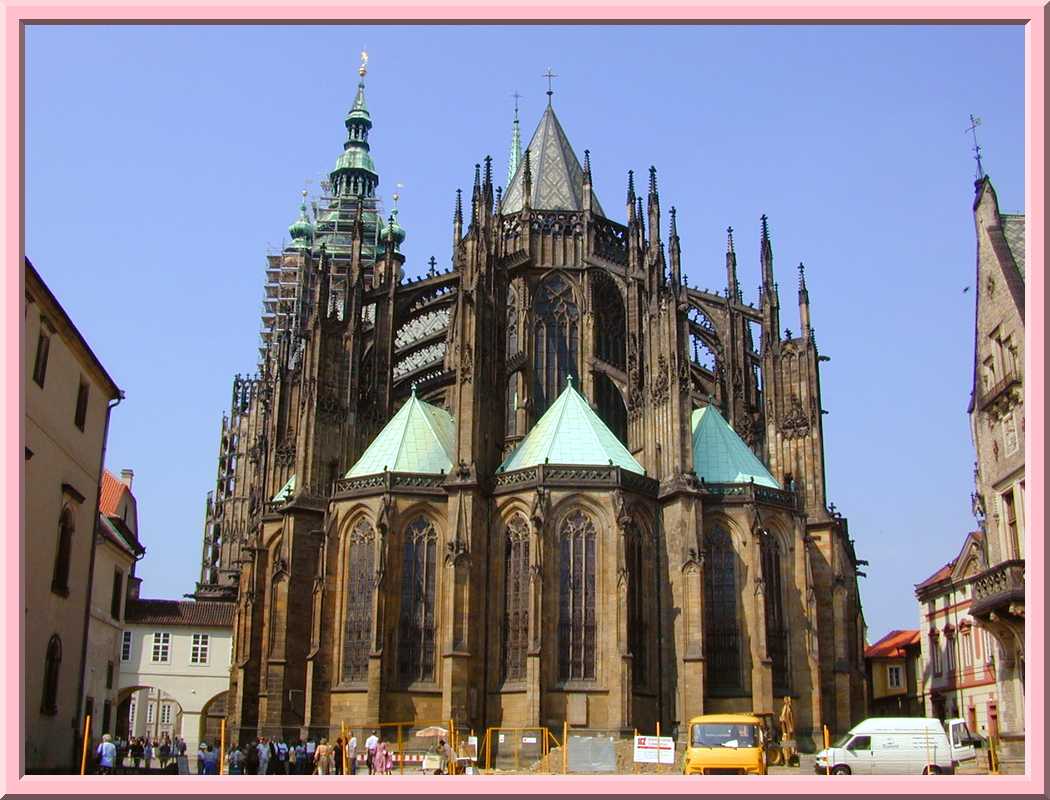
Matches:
[[922, 765, 942, 775], [831, 765, 851, 775]]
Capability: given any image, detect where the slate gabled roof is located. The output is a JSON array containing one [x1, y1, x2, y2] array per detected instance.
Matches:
[[1001, 214, 1025, 280], [499, 379, 644, 474], [691, 405, 780, 488], [500, 104, 604, 215], [346, 390, 455, 477]]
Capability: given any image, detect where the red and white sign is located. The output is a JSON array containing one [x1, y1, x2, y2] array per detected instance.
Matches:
[[633, 735, 675, 765]]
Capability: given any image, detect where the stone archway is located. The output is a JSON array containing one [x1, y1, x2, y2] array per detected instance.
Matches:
[[199, 690, 228, 749]]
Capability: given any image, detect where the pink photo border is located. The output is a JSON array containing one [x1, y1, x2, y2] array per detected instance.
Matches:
[[2, 1, 1043, 795]]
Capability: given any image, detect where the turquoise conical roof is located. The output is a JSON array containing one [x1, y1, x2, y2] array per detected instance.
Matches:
[[346, 389, 454, 477], [691, 405, 779, 488], [499, 378, 643, 474], [272, 473, 296, 503]]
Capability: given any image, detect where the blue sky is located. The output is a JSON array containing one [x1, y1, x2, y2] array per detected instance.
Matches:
[[25, 24, 1024, 640]]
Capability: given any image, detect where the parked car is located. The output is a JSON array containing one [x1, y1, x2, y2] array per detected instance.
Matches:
[[815, 717, 976, 775], [683, 714, 768, 775]]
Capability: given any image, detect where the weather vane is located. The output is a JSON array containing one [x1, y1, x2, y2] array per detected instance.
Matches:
[[512, 90, 522, 116], [543, 68, 558, 103], [359, 47, 369, 78], [966, 114, 984, 180]]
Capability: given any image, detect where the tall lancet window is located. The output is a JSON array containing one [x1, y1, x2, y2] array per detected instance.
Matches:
[[558, 510, 597, 681], [592, 272, 626, 369], [625, 521, 654, 688], [398, 517, 438, 683], [761, 530, 790, 692], [704, 525, 741, 689], [502, 515, 530, 682], [533, 275, 579, 415], [342, 519, 375, 683]]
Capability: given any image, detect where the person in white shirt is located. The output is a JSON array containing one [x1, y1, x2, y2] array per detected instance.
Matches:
[[347, 734, 358, 775], [365, 731, 379, 775]]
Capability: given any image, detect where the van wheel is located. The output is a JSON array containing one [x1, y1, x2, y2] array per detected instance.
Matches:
[[831, 765, 851, 775], [923, 766, 942, 775]]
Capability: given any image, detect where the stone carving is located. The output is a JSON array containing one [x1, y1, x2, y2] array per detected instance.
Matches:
[[780, 396, 810, 439], [445, 537, 469, 567], [274, 439, 296, 467], [376, 493, 394, 535], [612, 488, 633, 530], [530, 486, 550, 532], [459, 342, 473, 383], [651, 354, 669, 405]]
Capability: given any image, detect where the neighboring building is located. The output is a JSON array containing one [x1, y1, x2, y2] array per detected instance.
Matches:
[[83, 469, 145, 746], [117, 599, 233, 754], [965, 175, 1025, 759], [864, 630, 923, 718], [24, 258, 122, 773], [915, 532, 998, 737], [203, 60, 868, 749]]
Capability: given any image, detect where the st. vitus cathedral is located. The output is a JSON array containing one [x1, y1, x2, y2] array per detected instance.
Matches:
[[197, 57, 868, 748]]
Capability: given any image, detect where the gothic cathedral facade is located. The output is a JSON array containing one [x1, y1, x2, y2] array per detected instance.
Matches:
[[197, 65, 868, 747]]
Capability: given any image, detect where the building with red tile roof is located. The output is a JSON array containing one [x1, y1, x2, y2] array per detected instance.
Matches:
[[864, 629, 923, 717]]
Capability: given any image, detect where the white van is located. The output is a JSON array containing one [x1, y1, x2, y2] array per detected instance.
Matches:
[[815, 717, 976, 775]]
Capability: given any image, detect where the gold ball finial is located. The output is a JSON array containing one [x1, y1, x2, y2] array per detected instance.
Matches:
[[359, 48, 368, 77]]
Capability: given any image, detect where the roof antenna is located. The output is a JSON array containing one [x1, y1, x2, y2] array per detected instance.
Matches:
[[965, 114, 985, 180], [543, 67, 558, 105]]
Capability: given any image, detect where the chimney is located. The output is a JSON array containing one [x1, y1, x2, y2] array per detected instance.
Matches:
[[120, 468, 134, 489]]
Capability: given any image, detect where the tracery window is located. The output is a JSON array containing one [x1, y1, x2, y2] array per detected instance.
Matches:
[[704, 525, 740, 689], [506, 286, 519, 357], [595, 373, 628, 445], [506, 374, 518, 438], [626, 521, 653, 688], [502, 515, 530, 682], [343, 519, 375, 683], [760, 530, 790, 692], [397, 517, 438, 683], [533, 275, 579, 416], [558, 510, 597, 681], [592, 272, 626, 370]]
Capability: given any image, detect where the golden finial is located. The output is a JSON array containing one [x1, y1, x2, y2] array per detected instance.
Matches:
[[392, 182, 403, 209], [359, 48, 369, 77]]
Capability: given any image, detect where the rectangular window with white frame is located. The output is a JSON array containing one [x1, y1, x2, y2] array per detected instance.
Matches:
[[887, 664, 902, 689], [146, 703, 154, 724], [151, 632, 171, 663], [191, 633, 209, 665], [160, 704, 172, 725], [128, 700, 136, 727], [121, 631, 132, 662]]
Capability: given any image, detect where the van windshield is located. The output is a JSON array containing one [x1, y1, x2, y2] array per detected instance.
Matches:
[[832, 734, 852, 748], [691, 724, 759, 749]]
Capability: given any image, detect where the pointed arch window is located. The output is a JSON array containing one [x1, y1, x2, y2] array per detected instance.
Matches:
[[343, 519, 375, 683], [502, 515, 530, 682], [626, 521, 654, 688], [592, 273, 626, 370], [507, 286, 519, 357], [533, 275, 579, 416], [558, 510, 597, 681], [760, 530, 790, 692], [51, 507, 74, 596], [595, 373, 628, 445], [704, 525, 740, 689], [41, 634, 62, 715], [398, 517, 438, 683]]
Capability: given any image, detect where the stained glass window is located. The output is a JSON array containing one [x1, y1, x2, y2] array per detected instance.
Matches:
[[533, 275, 579, 416], [502, 515, 530, 682], [398, 517, 438, 683], [704, 525, 740, 689], [626, 522, 652, 688], [761, 531, 790, 692], [343, 519, 375, 683], [558, 510, 597, 681]]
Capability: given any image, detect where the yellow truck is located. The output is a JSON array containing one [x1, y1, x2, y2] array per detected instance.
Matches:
[[683, 714, 768, 775]]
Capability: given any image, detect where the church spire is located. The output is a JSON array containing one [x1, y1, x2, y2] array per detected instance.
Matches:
[[508, 91, 522, 185], [331, 48, 379, 200], [726, 226, 740, 302], [798, 261, 811, 339]]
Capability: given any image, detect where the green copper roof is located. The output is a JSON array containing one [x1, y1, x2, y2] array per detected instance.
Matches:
[[500, 378, 644, 474], [334, 147, 378, 175], [347, 79, 371, 123], [501, 104, 604, 215], [346, 389, 455, 477], [287, 197, 314, 250], [273, 474, 296, 503], [691, 406, 780, 488]]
